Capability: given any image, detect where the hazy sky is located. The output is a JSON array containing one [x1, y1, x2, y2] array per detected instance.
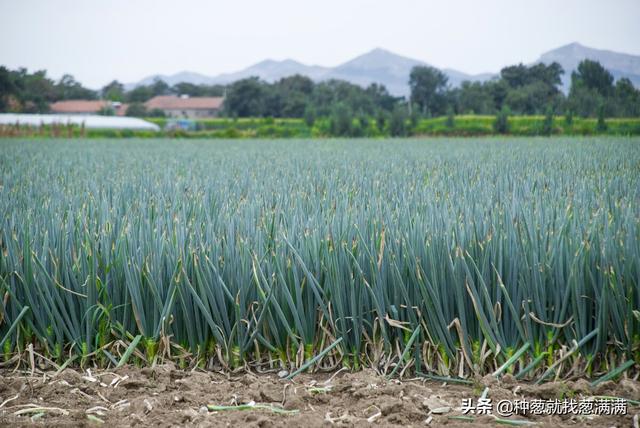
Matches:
[[1, 0, 639, 88]]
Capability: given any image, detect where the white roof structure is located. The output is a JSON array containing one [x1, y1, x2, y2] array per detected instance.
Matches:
[[0, 114, 160, 131]]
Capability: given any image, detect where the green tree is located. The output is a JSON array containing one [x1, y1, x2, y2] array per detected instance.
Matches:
[[275, 76, 313, 117], [358, 115, 370, 134], [150, 78, 170, 96], [376, 111, 387, 134], [567, 85, 602, 117], [365, 83, 398, 112], [541, 105, 554, 136], [0, 67, 58, 112], [303, 105, 316, 128], [171, 82, 225, 97], [280, 92, 307, 117], [101, 80, 125, 102], [409, 104, 420, 129], [485, 80, 510, 112], [277, 74, 314, 95], [501, 62, 563, 89], [310, 80, 393, 117], [499, 62, 564, 114], [389, 105, 408, 136], [16, 69, 58, 112], [56, 74, 96, 100], [596, 104, 607, 132], [224, 77, 268, 117], [329, 103, 352, 136], [409, 66, 449, 117], [0, 66, 18, 111], [126, 85, 153, 103], [571, 59, 614, 96], [262, 86, 284, 117], [613, 78, 640, 117], [565, 109, 573, 126], [125, 102, 148, 117], [568, 60, 614, 117], [456, 81, 494, 114], [445, 107, 455, 128], [493, 106, 510, 134], [350, 118, 364, 137]]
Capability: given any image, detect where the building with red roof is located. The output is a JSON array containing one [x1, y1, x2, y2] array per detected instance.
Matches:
[[144, 95, 223, 118]]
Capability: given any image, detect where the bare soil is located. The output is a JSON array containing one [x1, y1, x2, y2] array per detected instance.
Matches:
[[0, 365, 638, 427]]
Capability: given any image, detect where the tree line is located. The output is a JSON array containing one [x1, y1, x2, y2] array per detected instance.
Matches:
[[0, 69, 96, 112], [410, 59, 639, 118], [0, 68, 227, 116], [1, 59, 638, 122]]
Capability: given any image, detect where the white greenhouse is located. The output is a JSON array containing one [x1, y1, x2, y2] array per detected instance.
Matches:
[[0, 113, 160, 131]]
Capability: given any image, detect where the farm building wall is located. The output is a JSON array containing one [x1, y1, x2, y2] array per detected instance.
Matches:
[[162, 108, 220, 119]]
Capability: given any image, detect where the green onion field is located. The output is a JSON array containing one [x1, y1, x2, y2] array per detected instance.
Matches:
[[1, 137, 638, 382]]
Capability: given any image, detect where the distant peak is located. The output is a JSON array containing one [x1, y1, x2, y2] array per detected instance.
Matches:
[[254, 59, 277, 66], [256, 58, 300, 65], [363, 47, 397, 57], [540, 42, 589, 58], [552, 42, 589, 53], [346, 48, 417, 64]]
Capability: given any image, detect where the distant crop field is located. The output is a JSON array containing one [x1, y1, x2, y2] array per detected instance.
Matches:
[[3, 116, 640, 139], [0, 137, 639, 383]]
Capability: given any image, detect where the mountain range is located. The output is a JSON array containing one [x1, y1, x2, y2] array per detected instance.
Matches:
[[127, 43, 640, 97], [537, 43, 640, 91]]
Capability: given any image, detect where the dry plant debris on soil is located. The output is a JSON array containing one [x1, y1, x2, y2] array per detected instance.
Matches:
[[1, 365, 639, 427]]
